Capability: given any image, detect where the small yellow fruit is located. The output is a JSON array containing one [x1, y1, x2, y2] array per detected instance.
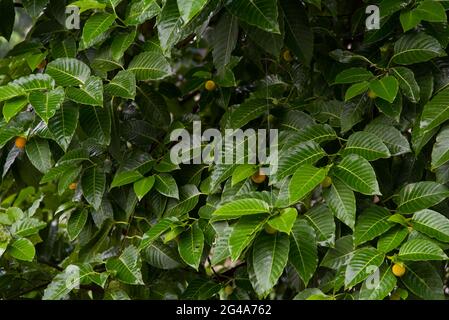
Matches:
[[264, 224, 278, 235], [37, 60, 47, 69], [392, 263, 406, 277], [283, 50, 293, 62], [321, 176, 332, 188], [205, 80, 217, 91], [15, 137, 27, 149], [368, 90, 377, 99], [251, 171, 267, 184], [224, 285, 234, 295], [69, 183, 77, 190]]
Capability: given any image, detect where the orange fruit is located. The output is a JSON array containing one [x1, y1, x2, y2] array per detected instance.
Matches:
[[392, 263, 406, 277], [205, 80, 216, 91], [37, 60, 47, 69], [69, 183, 77, 190], [321, 176, 332, 188], [15, 137, 27, 149], [283, 50, 293, 62], [368, 90, 377, 99], [251, 171, 267, 184]]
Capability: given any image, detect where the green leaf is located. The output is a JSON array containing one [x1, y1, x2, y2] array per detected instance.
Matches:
[[67, 209, 88, 241], [210, 12, 239, 73], [48, 102, 79, 151], [377, 227, 409, 253], [165, 184, 201, 217], [81, 13, 116, 49], [359, 265, 397, 300], [81, 166, 106, 210], [0, 83, 25, 102], [397, 181, 449, 214], [8, 238, 35, 262], [104, 70, 136, 99], [342, 131, 390, 161], [334, 68, 373, 84], [420, 87, 449, 132], [155, 174, 179, 199], [226, 0, 279, 33], [106, 245, 143, 285], [391, 33, 445, 65], [125, 0, 160, 26], [12, 74, 55, 92], [288, 164, 327, 204], [139, 217, 178, 250], [364, 124, 411, 156], [391, 67, 420, 103], [46, 58, 91, 87], [354, 206, 394, 246], [248, 232, 289, 298], [289, 219, 317, 285], [22, 0, 48, 19], [231, 164, 257, 186], [66, 76, 103, 106], [212, 198, 270, 220], [414, 1, 447, 23], [157, 0, 183, 54], [344, 81, 369, 101], [333, 154, 381, 195], [267, 208, 297, 234], [270, 141, 326, 184], [398, 239, 448, 260], [411, 209, 449, 243], [224, 98, 269, 129], [177, 0, 207, 24], [25, 138, 53, 174], [178, 222, 204, 270], [3, 97, 28, 122], [303, 204, 335, 246], [401, 262, 444, 300], [281, 0, 313, 64], [111, 30, 136, 61], [133, 176, 155, 201], [69, 0, 106, 13], [431, 126, 449, 170], [228, 214, 267, 261], [344, 247, 384, 288], [11, 218, 46, 237], [111, 170, 143, 189], [369, 76, 399, 103], [128, 51, 172, 80], [324, 177, 356, 230], [142, 241, 183, 269], [321, 235, 354, 270], [79, 105, 111, 145], [29, 87, 65, 123], [400, 10, 421, 32], [43, 264, 93, 300]]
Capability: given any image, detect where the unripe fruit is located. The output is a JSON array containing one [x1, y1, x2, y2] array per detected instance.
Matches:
[[392, 263, 406, 277], [224, 285, 234, 295], [69, 183, 77, 190], [368, 90, 377, 99], [205, 80, 216, 91], [251, 171, 267, 184], [283, 50, 293, 62], [264, 224, 277, 234], [321, 176, 332, 188], [15, 137, 27, 149]]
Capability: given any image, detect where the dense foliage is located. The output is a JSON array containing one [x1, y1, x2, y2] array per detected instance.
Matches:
[[1, 0, 449, 300]]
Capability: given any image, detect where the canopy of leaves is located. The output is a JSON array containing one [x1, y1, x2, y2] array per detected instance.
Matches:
[[0, 0, 449, 301]]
